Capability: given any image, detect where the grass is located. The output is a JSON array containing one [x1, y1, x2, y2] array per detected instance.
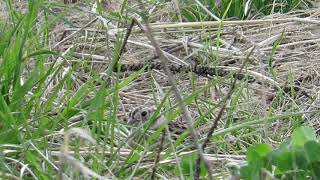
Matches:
[[181, 0, 311, 21], [0, 0, 320, 179]]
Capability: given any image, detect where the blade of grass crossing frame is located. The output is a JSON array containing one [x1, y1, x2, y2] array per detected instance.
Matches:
[[0, 93, 19, 143]]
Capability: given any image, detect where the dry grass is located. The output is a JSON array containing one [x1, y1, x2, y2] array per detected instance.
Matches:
[[2, 0, 320, 179]]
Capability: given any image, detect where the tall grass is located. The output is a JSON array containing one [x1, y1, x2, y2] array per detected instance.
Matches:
[[0, 1, 136, 178], [181, 0, 311, 21], [0, 0, 316, 179]]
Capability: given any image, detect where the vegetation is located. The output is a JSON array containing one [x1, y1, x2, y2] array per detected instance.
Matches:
[[181, 0, 312, 21], [0, 0, 319, 179], [241, 126, 320, 179]]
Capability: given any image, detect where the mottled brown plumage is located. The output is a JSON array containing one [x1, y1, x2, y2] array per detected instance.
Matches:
[[128, 106, 188, 138]]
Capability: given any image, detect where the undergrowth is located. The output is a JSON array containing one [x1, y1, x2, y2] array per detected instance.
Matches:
[[0, 0, 319, 179]]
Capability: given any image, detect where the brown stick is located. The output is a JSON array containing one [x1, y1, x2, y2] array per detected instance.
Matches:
[[104, 18, 135, 84], [115, 18, 136, 67], [134, 3, 214, 179], [150, 131, 166, 180], [194, 48, 255, 179]]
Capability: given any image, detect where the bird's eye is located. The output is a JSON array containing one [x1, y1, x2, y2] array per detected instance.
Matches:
[[141, 110, 148, 117]]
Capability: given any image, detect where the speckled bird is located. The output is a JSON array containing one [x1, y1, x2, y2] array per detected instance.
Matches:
[[128, 106, 189, 139]]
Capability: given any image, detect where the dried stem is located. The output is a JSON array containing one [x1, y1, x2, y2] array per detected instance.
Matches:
[[135, 2, 213, 179], [151, 131, 166, 180], [106, 18, 135, 77], [194, 48, 255, 179], [53, 17, 98, 48]]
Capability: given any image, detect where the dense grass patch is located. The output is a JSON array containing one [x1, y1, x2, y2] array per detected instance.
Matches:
[[0, 0, 320, 179]]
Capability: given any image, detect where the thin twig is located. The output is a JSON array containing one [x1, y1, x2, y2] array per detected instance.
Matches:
[[195, 0, 221, 21], [111, 18, 135, 70], [194, 47, 255, 179], [135, 2, 214, 179], [53, 17, 98, 48], [150, 131, 166, 180], [104, 18, 135, 84], [116, 18, 136, 66]]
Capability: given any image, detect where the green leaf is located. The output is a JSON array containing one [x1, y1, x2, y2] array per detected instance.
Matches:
[[22, 49, 59, 61], [127, 150, 140, 164], [283, 170, 309, 180], [10, 70, 38, 110], [270, 148, 308, 172], [247, 144, 272, 163], [304, 141, 320, 163], [292, 126, 317, 147], [308, 161, 320, 179], [240, 165, 255, 180], [240, 144, 273, 179]]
